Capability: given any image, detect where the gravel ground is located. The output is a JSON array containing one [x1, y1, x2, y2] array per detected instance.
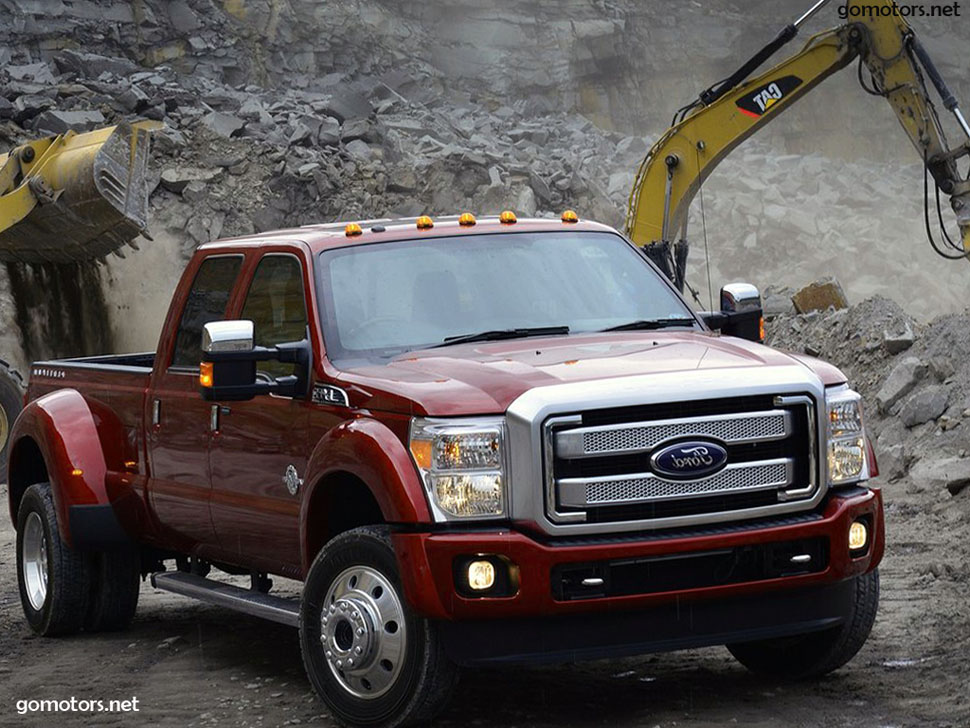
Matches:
[[2, 475, 969, 727]]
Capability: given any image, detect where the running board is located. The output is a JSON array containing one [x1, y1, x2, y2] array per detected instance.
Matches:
[[150, 571, 300, 627]]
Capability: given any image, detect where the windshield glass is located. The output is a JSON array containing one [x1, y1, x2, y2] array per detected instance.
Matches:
[[316, 231, 695, 364]]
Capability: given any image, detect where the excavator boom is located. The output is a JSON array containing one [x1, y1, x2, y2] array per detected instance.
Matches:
[[625, 0, 970, 290], [0, 121, 158, 264]]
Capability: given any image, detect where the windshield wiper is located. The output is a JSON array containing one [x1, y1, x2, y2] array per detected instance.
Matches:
[[599, 317, 697, 333], [429, 326, 571, 349]]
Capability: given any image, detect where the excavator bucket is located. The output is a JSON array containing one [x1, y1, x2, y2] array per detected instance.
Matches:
[[0, 121, 159, 264]]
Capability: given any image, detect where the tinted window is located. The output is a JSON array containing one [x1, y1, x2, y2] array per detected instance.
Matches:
[[316, 232, 694, 365], [171, 255, 243, 368], [240, 254, 308, 378]]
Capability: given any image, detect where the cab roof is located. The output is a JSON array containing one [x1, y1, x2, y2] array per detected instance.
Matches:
[[197, 214, 621, 254]]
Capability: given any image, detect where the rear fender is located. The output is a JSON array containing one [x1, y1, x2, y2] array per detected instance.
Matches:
[[301, 417, 431, 570], [7, 389, 112, 548]]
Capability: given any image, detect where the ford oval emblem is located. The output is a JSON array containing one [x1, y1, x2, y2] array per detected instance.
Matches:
[[650, 440, 728, 480]]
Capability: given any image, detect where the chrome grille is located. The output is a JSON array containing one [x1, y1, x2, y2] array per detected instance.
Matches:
[[559, 460, 792, 508], [557, 410, 790, 459], [544, 395, 816, 526]]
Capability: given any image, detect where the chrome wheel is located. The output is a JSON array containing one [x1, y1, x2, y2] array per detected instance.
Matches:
[[22, 511, 48, 612], [321, 565, 406, 699]]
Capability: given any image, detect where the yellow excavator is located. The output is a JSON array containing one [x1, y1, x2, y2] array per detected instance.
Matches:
[[0, 120, 156, 472], [625, 0, 970, 293]]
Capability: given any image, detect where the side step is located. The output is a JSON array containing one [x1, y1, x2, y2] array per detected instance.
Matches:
[[150, 571, 300, 628]]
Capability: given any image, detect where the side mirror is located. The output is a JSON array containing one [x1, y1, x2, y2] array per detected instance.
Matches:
[[700, 282, 765, 343], [203, 319, 255, 353], [200, 320, 310, 401]]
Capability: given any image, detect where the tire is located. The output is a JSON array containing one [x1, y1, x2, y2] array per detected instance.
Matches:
[[16, 482, 92, 636], [85, 548, 141, 632], [728, 569, 880, 679], [300, 526, 459, 728], [0, 359, 24, 479]]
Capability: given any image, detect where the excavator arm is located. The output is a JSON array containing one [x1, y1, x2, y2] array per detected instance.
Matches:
[[625, 0, 970, 291]]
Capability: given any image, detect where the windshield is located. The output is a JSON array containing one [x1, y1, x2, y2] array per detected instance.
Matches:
[[316, 231, 696, 365]]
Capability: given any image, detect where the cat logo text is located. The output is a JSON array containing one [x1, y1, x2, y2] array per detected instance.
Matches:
[[736, 75, 803, 118]]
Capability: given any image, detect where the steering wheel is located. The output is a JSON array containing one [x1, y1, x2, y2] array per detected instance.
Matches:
[[345, 316, 412, 342]]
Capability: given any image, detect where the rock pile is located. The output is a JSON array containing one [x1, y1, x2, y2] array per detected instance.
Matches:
[[0, 0, 968, 363], [767, 296, 970, 491]]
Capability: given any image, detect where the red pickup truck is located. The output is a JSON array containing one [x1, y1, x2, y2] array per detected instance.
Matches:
[[8, 213, 883, 728]]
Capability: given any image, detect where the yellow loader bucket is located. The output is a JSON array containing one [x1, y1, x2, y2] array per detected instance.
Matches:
[[0, 121, 159, 264]]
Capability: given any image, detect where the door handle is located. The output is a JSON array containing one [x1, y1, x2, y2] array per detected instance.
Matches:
[[152, 399, 161, 427], [210, 405, 231, 432]]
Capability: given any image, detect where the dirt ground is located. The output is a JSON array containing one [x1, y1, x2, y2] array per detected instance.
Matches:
[[1, 477, 968, 728]]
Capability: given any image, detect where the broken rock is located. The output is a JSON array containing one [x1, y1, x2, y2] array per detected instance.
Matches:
[[33, 109, 106, 134], [160, 167, 223, 194], [345, 139, 375, 160], [201, 111, 245, 138], [876, 356, 927, 413], [791, 277, 848, 313], [909, 456, 970, 496], [883, 320, 915, 354], [899, 385, 950, 428]]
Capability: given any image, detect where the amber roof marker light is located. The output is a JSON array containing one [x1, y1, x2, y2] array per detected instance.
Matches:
[[416, 215, 434, 229], [499, 210, 517, 224], [458, 212, 477, 226], [561, 209, 579, 223], [344, 222, 363, 237]]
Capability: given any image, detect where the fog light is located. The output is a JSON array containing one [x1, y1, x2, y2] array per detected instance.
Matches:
[[849, 520, 868, 551], [467, 560, 496, 591]]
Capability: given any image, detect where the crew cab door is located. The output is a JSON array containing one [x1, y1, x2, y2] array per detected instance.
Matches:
[[147, 253, 244, 548], [207, 252, 310, 575]]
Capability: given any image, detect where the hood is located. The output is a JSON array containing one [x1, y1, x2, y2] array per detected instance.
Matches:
[[335, 331, 848, 416]]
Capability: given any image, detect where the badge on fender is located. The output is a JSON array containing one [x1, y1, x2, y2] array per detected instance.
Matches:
[[312, 384, 349, 407]]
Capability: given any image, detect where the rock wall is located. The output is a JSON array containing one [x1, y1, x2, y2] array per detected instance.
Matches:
[[0, 0, 968, 365]]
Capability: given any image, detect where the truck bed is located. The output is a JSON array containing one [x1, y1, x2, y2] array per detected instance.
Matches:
[[27, 352, 155, 402]]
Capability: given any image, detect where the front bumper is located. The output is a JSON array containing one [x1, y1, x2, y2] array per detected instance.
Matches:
[[392, 486, 883, 622]]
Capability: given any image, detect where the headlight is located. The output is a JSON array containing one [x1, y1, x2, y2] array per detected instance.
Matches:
[[826, 385, 869, 486], [409, 417, 506, 520]]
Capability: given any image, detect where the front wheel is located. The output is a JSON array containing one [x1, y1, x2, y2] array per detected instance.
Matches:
[[728, 569, 880, 679], [300, 526, 458, 728]]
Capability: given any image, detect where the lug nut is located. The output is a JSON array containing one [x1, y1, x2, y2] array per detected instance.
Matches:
[[347, 658, 354, 667], [355, 646, 362, 655], [326, 650, 332, 658], [356, 628, 364, 636], [336, 659, 343, 668]]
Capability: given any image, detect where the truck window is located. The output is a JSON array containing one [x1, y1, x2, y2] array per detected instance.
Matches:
[[171, 255, 243, 369], [240, 254, 308, 379], [316, 231, 695, 364]]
